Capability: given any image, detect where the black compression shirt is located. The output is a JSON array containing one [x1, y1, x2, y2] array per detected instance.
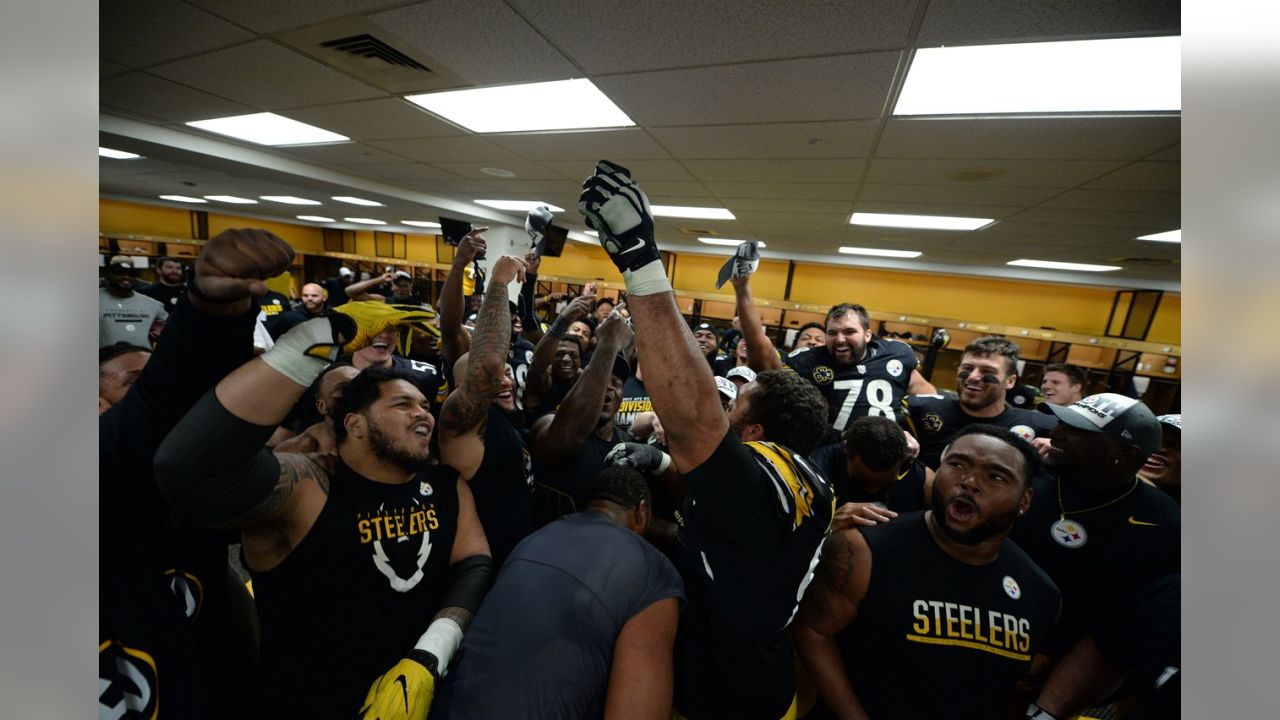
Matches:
[[467, 405, 535, 566]]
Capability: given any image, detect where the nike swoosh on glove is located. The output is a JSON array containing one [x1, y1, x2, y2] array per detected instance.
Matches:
[[715, 240, 761, 289], [578, 160, 660, 273], [386, 303, 440, 356], [357, 650, 437, 720]]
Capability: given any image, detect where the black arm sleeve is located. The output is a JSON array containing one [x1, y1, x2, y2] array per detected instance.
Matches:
[[153, 389, 283, 528], [439, 555, 495, 615], [519, 272, 538, 327]]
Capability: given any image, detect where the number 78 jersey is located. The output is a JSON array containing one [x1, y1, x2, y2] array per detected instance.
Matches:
[[784, 337, 919, 432]]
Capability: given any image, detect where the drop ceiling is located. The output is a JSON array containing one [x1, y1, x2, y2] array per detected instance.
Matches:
[[100, 0, 1181, 290]]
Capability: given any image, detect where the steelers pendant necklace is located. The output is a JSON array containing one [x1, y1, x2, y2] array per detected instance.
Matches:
[[1050, 476, 1139, 549]]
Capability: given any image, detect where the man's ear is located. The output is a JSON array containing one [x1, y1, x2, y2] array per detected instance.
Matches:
[[1005, 373, 1018, 390], [344, 413, 365, 439], [1019, 487, 1033, 516]]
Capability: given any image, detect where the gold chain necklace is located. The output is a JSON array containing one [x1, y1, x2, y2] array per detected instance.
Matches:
[[1056, 476, 1140, 521]]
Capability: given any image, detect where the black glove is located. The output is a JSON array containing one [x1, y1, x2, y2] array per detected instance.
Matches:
[[605, 442, 672, 474], [578, 161, 659, 273], [526, 204, 554, 257]]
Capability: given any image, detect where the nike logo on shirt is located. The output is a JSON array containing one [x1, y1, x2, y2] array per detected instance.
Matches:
[[1127, 516, 1158, 526]]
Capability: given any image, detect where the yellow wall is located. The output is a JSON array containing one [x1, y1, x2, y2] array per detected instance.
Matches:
[[1146, 293, 1181, 345], [99, 199, 1180, 343]]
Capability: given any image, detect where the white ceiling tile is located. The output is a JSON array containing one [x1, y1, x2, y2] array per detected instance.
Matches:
[[630, 182, 714, 199], [1010, 207, 1180, 229], [512, 0, 916, 74], [867, 158, 1128, 188], [430, 162, 570, 181], [878, 117, 1181, 160], [704, 182, 861, 201], [730, 211, 851, 229], [101, 72, 258, 123], [1082, 162, 1180, 192], [98, 158, 199, 178], [270, 142, 413, 167], [185, 0, 409, 33], [480, 179, 584, 196], [150, 40, 385, 110], [365, 136, 526, 164], [917, 0, 1180, 46], [283, 99, 465, 141], [101, 1, 255, 68], [854, 202, 1025, 220], [595, 53, 901, 127], [540, 160, 694, 182], [859, 183, 1062, 206], [1041, 189, 1179, 214], [983, 221, 1139, 240], [368, 0, 578, 85], [720, 199, 854, 215], [684, 159, 866, 183], [1146, 145, 1180, 162], [485, 129, 672, 161], [100, 60, 131, 79], [344, 163, 465, 184], [650, 121, 878, 160]]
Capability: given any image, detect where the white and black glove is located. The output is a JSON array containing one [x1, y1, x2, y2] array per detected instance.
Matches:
[[606, 441, 672, 475], [1025, 703, 1060, 720], [525, 204, 554, 257], [579, 161, 667, 295], [715, 240, 761, 289]]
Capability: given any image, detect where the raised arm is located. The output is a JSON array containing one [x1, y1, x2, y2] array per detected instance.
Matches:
[[532, 311, 632, 465], [578, 161, 725, 472], [438, 228, 489, 368], [343, 272, 394, 302], [524, 293, 594, 408], [792, 529, 874, 720], [438, 256, 527, 480], [730, 273, 784, 372], [518, 250, 545, 344]]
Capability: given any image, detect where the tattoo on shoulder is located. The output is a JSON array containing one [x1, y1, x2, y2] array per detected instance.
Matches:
[[815, 531, 855, 600], [235, 453, 330, 527]]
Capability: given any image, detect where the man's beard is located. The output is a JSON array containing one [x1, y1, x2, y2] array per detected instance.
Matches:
[[929, 484, 1019, 545], [367, 418, 430, 472]]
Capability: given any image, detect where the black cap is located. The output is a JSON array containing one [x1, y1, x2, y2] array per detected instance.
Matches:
[[610, 353, 631, 382], [693, 321, 718, 335], [1044, 393, 1162, 458]]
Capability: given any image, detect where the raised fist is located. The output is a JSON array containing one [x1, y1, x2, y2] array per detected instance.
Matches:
[[578, 161, 659, 273], [192, 228, 294, 305], [455, 227, 489, 265], [488, 255, 528, 288]]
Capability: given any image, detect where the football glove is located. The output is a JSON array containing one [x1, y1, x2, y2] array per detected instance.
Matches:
[[330, 302, 437, 357], [578, 160, 659, 273], [386, 303, 440, 356], [715, 240, 761, 289], [525, 204, 554, 257], [605, 442, 673, 475], [357, 650, 437, 720]]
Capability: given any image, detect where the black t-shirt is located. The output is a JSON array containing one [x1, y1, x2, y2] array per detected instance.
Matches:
[[785, 337, 919, 432], [808, 442, 928, 512], [532, 426, 633, 524], [257, 291, 290, 321], [1006, 384, 1043, 410], [668, 430, 834, 720], [138, 281, 186, 309], [266, 306, 324, 340], [839, 512, 1060, 720], [468, 405, 535, 566], [1010, 475, 1180, 655], [613, 375, 652, 434], [434, 512, 684, 719], [905, 394, 1058, 470], [249, 461, 460, 717]]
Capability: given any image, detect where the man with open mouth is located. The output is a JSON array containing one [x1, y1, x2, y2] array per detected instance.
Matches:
[[794, 425, 1060, 720], [1138, 414, 1182, 504]]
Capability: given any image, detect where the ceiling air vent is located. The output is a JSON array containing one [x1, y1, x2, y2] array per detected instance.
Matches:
[[320, 34, 430, 72]]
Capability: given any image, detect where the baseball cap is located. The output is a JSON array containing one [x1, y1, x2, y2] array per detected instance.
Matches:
[[693, 321, 718, 336], [338, 267, 354, 278], [393, 270, 412, 282], [1156, 414, 1181, 431], [726, 366, 757, 384], [1045, 393, 1162, 458], [106, 255, 137, 272], [610, 353, 631, 382], [714, 375, 738, 401]]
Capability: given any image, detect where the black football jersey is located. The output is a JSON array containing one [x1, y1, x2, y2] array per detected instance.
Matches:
[[507, 338, 537, 413], [785, 337, 919, 431], [905, 394, 1058, 470], [391, 356, 447, 408]]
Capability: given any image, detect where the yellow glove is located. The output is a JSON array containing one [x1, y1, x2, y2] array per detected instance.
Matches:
[[357, 651, 436, 720], [387, 304, 441, 356], [327, 302, 437, 357]]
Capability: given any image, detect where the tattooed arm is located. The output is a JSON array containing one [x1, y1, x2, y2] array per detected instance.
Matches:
[[437, 256, 527, 481], [791, 529, 874, 720]]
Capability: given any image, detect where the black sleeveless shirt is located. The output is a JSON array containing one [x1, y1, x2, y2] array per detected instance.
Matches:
[[839, 512, 1059, 720], [248, 461, 459, 718], [468, 405, 535, 566]]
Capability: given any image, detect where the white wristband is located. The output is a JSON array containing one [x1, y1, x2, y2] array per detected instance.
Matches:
[[621, 260, 671, 296], [414, 617, 463, 675], [656, 451, 673, 474], [260, 316, 336, 387]]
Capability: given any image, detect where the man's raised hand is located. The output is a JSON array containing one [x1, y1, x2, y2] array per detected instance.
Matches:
[[192, 228, 294, 307]]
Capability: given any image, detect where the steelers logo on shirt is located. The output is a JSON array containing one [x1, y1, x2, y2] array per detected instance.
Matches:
[[812, 366, 835, 385], [1009, 424, 1036, 441], [922, 412, 944, 432], [1002, 575, 1021, 600], [886, 359, 904, 378], [1012, 394, 1027, 406]]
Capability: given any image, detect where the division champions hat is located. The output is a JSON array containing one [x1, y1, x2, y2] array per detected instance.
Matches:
[[1044, 393, 1162, 458], [714, 375, 738, 401]]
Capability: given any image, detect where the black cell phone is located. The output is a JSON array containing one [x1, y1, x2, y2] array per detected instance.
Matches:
[[538, 223, 568, 258], [439, 217, 472, 247]]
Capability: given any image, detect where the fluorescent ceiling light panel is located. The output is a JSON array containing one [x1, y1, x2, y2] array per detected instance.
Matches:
[[186, 112, 349, 146], [261, 195, 322, 205], [651, 205, 736, 220], [402, 220, 441, 228], [159, 195, 206, 203], [204, 195, 257, 204], [99, 147, 141, 159], [406, 79, 634, 133], [569, 231, 598, 243], [698, 237, 766, 248], [297, 215, 335, 222], [1137, 229, 1181, 243], [474, 200, 565, 212], [344, 217, 386, 225], [850, 212, 994, 231], [332, 196, 384, 207], [585, 230, 598, 237], [895, 36, 1181, 115], [839, 246, 922, 258], [1007, 259, 1122, 272]]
